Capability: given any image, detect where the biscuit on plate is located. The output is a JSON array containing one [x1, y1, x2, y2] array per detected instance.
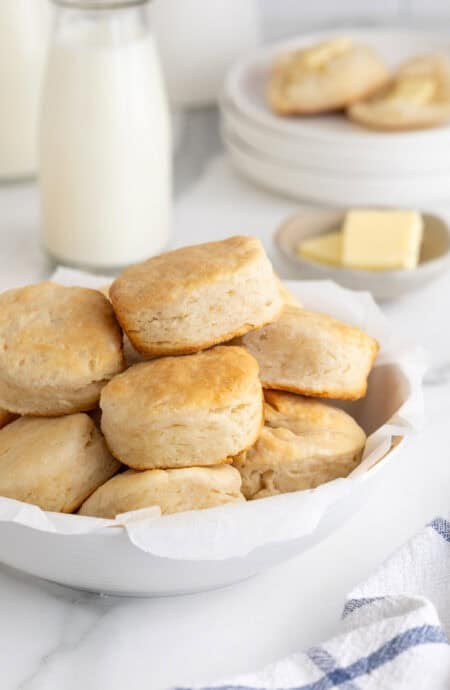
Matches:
[[234, 390, 366, 499], [0, 414, 121, 513], [348, 53, 450, 131], [79, 465, 244, 518], [0, 283, 124, 416], [268, 36, 389, 115], [234, 305, 378, 400], [109, 236, 283, 356], [0, 408, 16, 430], [100, 345, 263, 470]]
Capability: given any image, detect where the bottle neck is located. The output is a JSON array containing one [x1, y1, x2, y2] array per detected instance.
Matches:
[[51, 1, 151, 47], [52, 0, 148, 8]]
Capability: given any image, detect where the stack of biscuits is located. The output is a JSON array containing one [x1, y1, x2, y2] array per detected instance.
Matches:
[[268, 36, 450, 132], [0, 236, 378, 519]]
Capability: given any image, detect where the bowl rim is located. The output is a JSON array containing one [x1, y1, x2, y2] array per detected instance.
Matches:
[[42, 434, 406, 539], [275, 209, 450, 278]]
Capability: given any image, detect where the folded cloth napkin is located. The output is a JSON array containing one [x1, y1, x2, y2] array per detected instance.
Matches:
[[175, 516, 450, 690]]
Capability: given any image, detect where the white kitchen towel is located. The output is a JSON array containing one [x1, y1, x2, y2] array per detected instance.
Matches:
[[175, 516, 450, 690]]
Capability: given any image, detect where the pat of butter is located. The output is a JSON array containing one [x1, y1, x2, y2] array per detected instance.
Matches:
[[342, 210, 423, 271], [304, 37, 352, 70], [298, 231, 342, 266], [388, 77, 436, 105]]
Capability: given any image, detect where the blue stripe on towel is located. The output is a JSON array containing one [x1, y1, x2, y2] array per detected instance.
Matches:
[[429, 517, 450, 543], [307, 647, 360, 690], [175, 625, 448, 690], [342, 597, 385, 618]]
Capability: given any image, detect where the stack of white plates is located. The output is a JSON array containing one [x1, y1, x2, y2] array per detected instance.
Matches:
[[221, 28, 450, 207]]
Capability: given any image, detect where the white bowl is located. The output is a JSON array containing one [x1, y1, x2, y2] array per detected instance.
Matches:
[[0, 278, 423, 596], [275, 209, 450, 301], [0, 461, 394, 597]]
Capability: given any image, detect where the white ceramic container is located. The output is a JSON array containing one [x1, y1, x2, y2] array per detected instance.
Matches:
[[275, 210, 450, 302], [0, 277, 423, 596]]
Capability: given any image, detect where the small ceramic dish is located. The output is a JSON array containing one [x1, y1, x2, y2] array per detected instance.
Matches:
[[275, 209, 450, 301]]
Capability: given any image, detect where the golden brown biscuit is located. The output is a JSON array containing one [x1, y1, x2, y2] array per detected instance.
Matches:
[[0, 408, 16, 430], [234, 305, 378, 400], [99, 284, 153, 367], [268, 37, 389, 115], [0, 414, 121, 512], [100, 346, 263, 470], [0, 283, 124, 416], [234, 390, 366, 499], [109, 236, 283, 356], [122, 334, 154, 367], [348, 53, 450, 131], [79, 465, 244, 518]]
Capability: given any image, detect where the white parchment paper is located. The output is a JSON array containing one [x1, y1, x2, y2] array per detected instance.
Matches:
[[0, 268, 425, 560]]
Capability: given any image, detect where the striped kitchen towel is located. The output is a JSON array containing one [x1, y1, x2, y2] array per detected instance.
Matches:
[[175, 516, 450, 690]]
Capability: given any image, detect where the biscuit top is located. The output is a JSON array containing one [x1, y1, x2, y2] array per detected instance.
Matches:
[[100, 346, 260, 412], [360, 54, 450, 108], [272, 38, 382, 88], [0, 408, 15, 430], [397, 54, 450, 101], [348, 53, 450, 131], [0, 414, 98, 466], [110, 236, 269, 309], [264, 390, 366, 445], [242, 304, 378, 359], [292, 37, 353, 72], [387, 76, 436, 105], [0, 283, 124, 387]]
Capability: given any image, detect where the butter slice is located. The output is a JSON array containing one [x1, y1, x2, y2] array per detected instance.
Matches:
[[388, 76, 436, 105], [298, 231, 342, 266], [342, 210, 423, 271], [303, 37, 352, 70]]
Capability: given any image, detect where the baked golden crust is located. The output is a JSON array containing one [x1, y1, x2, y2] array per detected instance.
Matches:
[[100, 345, 264, 470], [234, 390, 366, 499], [109, 236, 283, 356], [0, 283, 125, 416], [0, 408, 16, 430], [234, 305, 379, 400], [79, 465, 245, 518], [98, 284, 154, 367], [0, 414, 121, 513], [268, 38, 390, 115], [348, 53, 450, 131]]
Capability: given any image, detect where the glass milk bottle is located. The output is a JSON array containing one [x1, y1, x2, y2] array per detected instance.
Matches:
[[39, 0, 171, 271], [0, 0, 48, 181]]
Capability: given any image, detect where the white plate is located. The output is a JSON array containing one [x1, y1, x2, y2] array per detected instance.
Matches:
[[223, 127, 450, 207], [225, 27, 450, 146], [222, 27, 450, 195], [0, 278, 423, 596], [221, 98, 450, 176]]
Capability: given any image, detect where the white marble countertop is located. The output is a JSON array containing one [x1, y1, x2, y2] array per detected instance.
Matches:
[[0, 109, 449, 690]]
